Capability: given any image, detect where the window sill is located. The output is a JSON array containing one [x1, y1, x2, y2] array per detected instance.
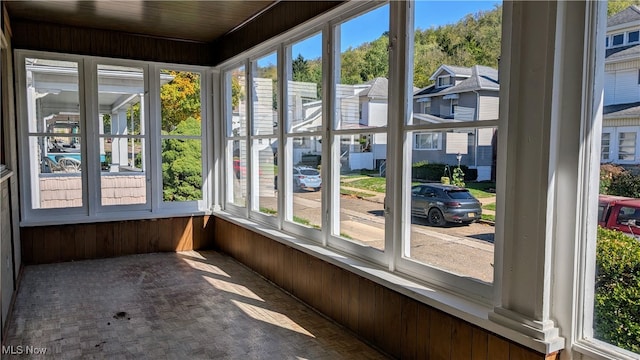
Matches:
[[20, 208, 212, 227], [574, 339, 639, 360], [213, 210, 565, 355]]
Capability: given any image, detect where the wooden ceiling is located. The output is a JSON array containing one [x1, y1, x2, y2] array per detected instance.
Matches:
[[4, 1, 278, 43]]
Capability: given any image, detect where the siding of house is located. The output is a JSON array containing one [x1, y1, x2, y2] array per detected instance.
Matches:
[[605, 69, 640, 105], [454, 93, 477, 121], [367, 100, 388, 127], [478, 92, 500, 120]]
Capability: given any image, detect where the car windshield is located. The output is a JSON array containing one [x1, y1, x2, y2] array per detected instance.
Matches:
[[446, 189, 474, 199], [300, 169, 319, 176]]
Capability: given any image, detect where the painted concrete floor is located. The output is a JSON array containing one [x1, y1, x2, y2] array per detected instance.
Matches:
[[3, 251, 389, 359]]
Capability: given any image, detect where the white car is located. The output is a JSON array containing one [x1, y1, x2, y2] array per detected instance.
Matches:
[[293, 166, 321, 191]]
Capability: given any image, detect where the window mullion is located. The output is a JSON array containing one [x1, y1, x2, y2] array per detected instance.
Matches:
[[84, 58, 98, 217]]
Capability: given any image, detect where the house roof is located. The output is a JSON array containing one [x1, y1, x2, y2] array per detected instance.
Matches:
[[608, 5, 640, 27], [429, 65, 472, 81], [357, 77, 419, 99], [603, 101, 640, 119], [359, 77, 388, 99], [605, 43, 640, 60], [414, 65, 499, 97]]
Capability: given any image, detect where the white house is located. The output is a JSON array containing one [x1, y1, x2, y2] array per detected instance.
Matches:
[[602, 5, 640, 164]]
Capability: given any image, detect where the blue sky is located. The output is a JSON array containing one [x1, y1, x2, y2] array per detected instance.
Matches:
[[289, 1, 501, 61]]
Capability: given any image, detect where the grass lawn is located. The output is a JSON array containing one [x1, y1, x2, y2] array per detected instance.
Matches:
[[340, 174, 496, 199], [481, 214, 495, 222], [482, 203, 496, 211]]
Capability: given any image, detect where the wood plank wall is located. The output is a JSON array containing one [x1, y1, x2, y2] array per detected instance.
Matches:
[[10, 19, 214, 66], [212, 1, 343, 64], [21, 216, 214, 265], [213, 217, 560, 360]]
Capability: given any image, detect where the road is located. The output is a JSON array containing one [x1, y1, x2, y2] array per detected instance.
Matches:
[[257, 188, 495, 283]]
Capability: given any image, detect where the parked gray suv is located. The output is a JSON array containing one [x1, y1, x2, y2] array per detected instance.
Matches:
[[411, 184, 482, 226]]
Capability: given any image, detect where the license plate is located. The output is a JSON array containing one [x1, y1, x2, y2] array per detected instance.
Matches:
[[468, 212, 476, 217]]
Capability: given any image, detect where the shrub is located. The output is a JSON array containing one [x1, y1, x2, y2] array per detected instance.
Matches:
[[411, 162, 478, 182], [609, 171, 640, 198], [601, 164, 626, 195], [594, 227, 640, 353]]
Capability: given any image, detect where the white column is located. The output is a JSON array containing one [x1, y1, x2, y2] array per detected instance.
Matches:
[[111, 109, 128, 171], [489, 1, 564, 353]]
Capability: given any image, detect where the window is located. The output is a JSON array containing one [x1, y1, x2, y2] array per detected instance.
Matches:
[[618, 131, 636, 161], [159, 69, 203, 204], [16, 52, 208, 223], [251, 52, 278, 218], [629, 30, 639, 44], [612, 33, 624, 46], [414, 132, 441, 150], [225, 65, 248, 209], [601, 131, 611, 161], [606, 36, 609, 47], [437, 75, 452, 87], [451, 98, 458, 116]]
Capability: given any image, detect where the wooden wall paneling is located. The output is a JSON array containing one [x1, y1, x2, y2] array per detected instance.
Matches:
[[294, 249, 310, 302], [272, 241, 285, 289], [374, 284, 385, 348], [20, 228, 33, 264], [346, 271, 360, 333], [306, 256, 323, 311], [120, 220, 137, 256], [192, 216, 203, 250], [319, 259, 332, 317], [400, 298, 418, 360], [357, 277, 376, 343], [487, 333, 510, 360], [44, 226, 62, 263], [158, 218, 173, 252], [173, 216, 192, 252], [202, 215, 213, 249], [80, 223, 97, 260], [148, 219, 160, 253], [451, 318, 473, 359], [280, 245, 294, 293], [136, 220, 150, 254], [429, 309, 452, 359], [416, 303, 431, 360], [471, 326, 489, 360], [58, 225, 76, 262], [72, 224, 87, 261], [337, 266, 350, 326], [509, 343, 549, 360], [381, 288, 402, 356], [95, 222, 114, 259]]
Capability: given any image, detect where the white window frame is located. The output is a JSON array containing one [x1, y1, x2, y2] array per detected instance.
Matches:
[[600, 128, 612, 162], [612, 33, 624, 46], [628, 30, 639, 44], [15, 50, 210, 225], [437, 74, 452, 88], [615, 126, 638, 164], [413, 132, 441, 150]]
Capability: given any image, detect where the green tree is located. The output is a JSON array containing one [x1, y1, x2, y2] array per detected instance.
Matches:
[[162, 117, 202, 201], [608, 0, 640, 16], [160, 71, 201, 132]]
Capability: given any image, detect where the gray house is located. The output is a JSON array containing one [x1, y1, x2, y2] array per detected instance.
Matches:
[[412, 64, 499, 181]]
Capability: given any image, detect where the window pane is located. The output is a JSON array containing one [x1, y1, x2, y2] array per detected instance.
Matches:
[[287, 136, 322, 229], [594, 4, 640, 355], [334, 4, 389, 130], [288, 33, 322, 133], [162, 138, 202, 202], [99, 137, 145, 206], [25, 58, 80, 134], [335, 133, 385, 250], [228, 139, 247, 207], [29, 136, 82, 209], [227, 66, 246, 137], [252, 53, 278, 136], [618, 132, 636, 161], [160, 70, 201, 135], [96, 64, 147, 206], [407, 127, 496, 283], [252, 138, 278, 216]]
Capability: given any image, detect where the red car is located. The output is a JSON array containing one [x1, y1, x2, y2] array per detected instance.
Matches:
[[598, 194, 640, 239]]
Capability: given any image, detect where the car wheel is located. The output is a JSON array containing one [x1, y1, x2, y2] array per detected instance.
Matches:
[[314, 187, 320, 192], [428, 208, 446, 226]]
